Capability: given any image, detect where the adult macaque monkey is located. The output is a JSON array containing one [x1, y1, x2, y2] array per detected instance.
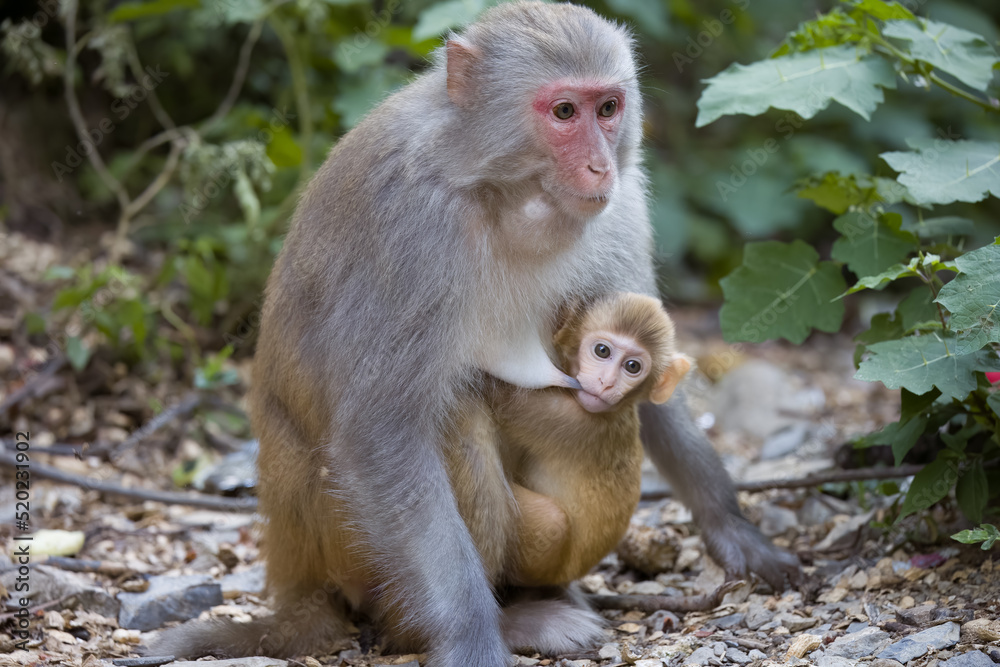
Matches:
[[495, 293, 692, 587], [149, 2, 798, 665]]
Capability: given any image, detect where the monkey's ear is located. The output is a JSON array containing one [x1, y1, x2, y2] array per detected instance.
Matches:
[[446, 39, 481, 108], [649, 354, 692, 404]]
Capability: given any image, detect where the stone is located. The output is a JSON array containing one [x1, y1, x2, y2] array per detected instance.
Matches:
[[941, 652, 996, 667], [825, 627, 891, 659], [760, 423, 812, 459], [684, 646, 717, 666], [634, 661, 665, 667], [630, 580, 666, 596], [598, 643, 621, 661], [220, 566, 265, 598], [118, 574, 223, 631], [871, 660, 905, 667], [816, 657, 857, 667], [712, 642, 727, 656], [708, 612, 744, 629], [710, 360, 823, 439], [786, 634, 823, 659], [961, 619, 1000, 643], [0, 564, 119, 617], [876, 622, 960, 663], [846, 622, 869, 633], [776, 612, 819, 632], [744, 603, 773, 630], [725, 648, 751, 665], [747, 650, 767, 661], [759, 504, 800, 537]]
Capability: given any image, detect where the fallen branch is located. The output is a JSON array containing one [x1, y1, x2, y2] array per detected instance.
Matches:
[[588, 580, 744, 614], [108, 391, 203, 459], [37, 556, 133, 577], [0, 448, 257, 513], [641, 464, 928, 501]]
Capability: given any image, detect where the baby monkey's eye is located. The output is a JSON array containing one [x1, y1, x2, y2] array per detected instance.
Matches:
[[594, 343, 611, 359], [624, 359, 641, 374]]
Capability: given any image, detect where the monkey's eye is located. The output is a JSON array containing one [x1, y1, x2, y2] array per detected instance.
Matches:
[[594, 343, 611, 359], [598, 100, 617, 117], [553, 103, 575, 120], [624, 359, 641, 374]]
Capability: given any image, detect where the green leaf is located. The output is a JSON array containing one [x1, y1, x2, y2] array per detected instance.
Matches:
[[265, 126, 302, 169], [951, 524, 999, 549], [413, 0, 496, 42], [855, 331, 1000, 400], [902, 216, 975, 239], [935, 243, 1000, 353], [881, 140, 1000, 206], [796, 173, 865, 214], [334, 39, 390, 74], [831, 211, 919, 278], [854, 0, 915, 20], [109, 0, 199, 22], [696, 45, 897, 127], [988, 392, 1000, 419], [883, 19, 999, 91], [853, 311, 904, 367], [720, 240, 846, 344], [856, 311, 905, 346], [65, 336, 92, 372], [898, 289, 939, 331], [900, 387, 941, 422], [955, 458, 988, 524], [844, 253, 957, 295], [898, 455, 959, 521]]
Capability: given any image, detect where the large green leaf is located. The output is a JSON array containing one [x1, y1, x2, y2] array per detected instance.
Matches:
[[855, 331, 1000, 399], [956, 458, 988, 524], [883, 19, 999, 91], [881, 140, 1000, 206], [898, 454, 959, 521], [696, 45, 897, 127], [831, 211, 919, 278], [720, 240, 846, 344], [935, 243, 1000, 353]]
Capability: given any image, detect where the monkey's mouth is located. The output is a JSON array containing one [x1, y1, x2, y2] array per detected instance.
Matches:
[[575, 388, 613, 413]]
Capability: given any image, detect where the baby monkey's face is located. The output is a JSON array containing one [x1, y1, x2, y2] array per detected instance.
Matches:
[[573, 330, 651, 413]]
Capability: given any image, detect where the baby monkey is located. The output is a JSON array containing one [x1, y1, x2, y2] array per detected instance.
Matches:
[[495, 292, 692, 586]]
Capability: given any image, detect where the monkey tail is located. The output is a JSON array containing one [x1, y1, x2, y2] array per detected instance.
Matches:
[[142, 606, 350, 660], [500, 588, 605, 655]]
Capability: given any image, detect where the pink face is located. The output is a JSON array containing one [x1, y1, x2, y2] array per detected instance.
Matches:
[[532, 79, 625, 214], [573, 330, 651, 413]]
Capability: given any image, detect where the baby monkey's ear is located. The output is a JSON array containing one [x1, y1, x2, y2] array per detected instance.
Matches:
[[649, 354, 693, 404]]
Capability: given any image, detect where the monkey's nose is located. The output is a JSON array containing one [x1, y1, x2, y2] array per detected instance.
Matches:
[[587, 163, 609, 175]]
